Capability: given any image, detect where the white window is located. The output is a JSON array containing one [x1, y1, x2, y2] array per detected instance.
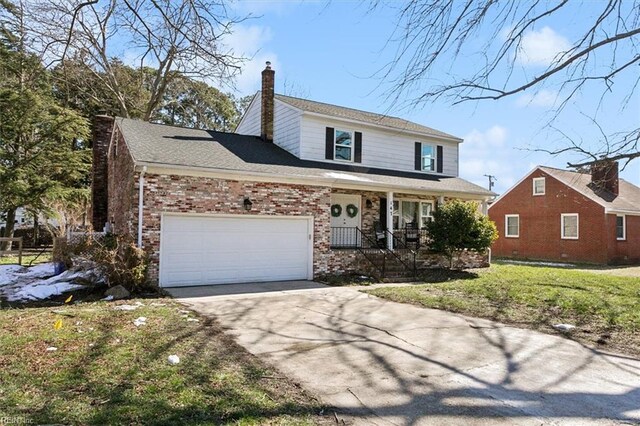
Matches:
[[421, 144, 436, 171], [561, 214, 579, 239], [392, 200, 434, 229], [533, 177, 545, 195], [616, 215, 626, 240], [505, 215, 519, 238], [334, 129, 353, 162]]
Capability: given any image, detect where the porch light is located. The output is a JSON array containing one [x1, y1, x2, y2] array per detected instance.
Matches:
[[243, 197, 253, 211], [366, 199, 373, 209]]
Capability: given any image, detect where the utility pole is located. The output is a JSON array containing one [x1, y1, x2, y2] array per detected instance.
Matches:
[[483, 174, 496, 191]]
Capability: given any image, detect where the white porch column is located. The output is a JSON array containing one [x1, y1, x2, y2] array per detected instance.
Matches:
[[386, 191, 394, 251], [481, 200, 488, 215]]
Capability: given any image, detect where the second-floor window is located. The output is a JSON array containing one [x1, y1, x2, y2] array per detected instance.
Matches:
[[334, 129, 353, 161], [421, 144, 436, 171]]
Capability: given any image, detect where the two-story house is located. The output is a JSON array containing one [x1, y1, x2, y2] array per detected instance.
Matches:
[[93, 62, 494, 287]]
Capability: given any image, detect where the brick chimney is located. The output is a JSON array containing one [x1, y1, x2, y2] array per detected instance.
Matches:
[[91, 115, 114, 231], [591, 160, 619, 195], [261, 61, 275, 142]]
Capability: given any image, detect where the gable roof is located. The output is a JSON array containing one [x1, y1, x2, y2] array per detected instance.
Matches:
[[539, 166, 640, 213], [117, 118, 492, 197], [489, 165, 640, 214], [274, 94, 462, 141]]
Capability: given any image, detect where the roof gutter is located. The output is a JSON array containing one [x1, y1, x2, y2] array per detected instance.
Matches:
[[133, 161, 494, 200]]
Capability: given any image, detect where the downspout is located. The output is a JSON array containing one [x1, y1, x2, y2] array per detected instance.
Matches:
[[137, 166, 147, 248]]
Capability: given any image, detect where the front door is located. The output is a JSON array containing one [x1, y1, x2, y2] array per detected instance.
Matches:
[[330, 194, 361, 247]]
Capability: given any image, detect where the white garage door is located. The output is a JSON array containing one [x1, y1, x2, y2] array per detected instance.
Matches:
[[159, 215, 313, 287]]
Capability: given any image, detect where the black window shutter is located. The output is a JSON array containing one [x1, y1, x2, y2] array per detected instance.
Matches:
[[325, 127, 334, 160], [379, 197, 387, 229], [354, 132, 362, 163], [414, 142, 421, 170], [437, 145, 443, 173]]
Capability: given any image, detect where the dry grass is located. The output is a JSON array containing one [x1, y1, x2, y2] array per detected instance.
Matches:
[[0, 298, 329, 425]]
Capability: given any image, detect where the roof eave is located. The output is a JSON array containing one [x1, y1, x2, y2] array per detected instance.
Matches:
[[133, 161, 493, 199], [296, 110, 464, 143]]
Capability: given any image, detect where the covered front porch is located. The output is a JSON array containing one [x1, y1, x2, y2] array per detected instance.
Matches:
[[325, 188, 490, 279], [329, 188, 441, 250]]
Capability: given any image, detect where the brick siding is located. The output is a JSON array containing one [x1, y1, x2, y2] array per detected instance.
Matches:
[[489, 169, 614, 264]]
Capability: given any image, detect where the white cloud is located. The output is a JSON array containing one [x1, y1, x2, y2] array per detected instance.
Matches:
[[516, 89, 559, 108], [518, 26, 571, 66], [222, 24, 281, 95], [459, 125, 517, 193]]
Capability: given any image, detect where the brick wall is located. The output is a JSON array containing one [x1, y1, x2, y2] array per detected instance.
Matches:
[[489, 169, 608, 264], [91, 116, 114, 231], [139, 174, 332, 284], [607, 213, 640, 264], [107, 126, 137, 236]]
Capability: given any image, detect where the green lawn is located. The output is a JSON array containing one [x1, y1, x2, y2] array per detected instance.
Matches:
[[366, 263, 640, 356], [0, 299, 327, 425]]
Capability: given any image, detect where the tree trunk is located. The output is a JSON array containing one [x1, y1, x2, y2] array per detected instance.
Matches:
[[32, 212, 39, 248], [1, 208, 17, 251]]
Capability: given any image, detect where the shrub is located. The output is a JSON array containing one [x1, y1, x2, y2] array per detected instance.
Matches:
[[426, 200, 498, 269], [62, 233, 149, 291]]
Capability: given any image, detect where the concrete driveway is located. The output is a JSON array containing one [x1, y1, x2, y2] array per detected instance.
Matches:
[[171, 282, 640, 425]]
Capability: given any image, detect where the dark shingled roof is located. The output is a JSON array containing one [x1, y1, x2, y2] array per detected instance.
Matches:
[[117, 118, 493, 197], [540, 166, 640, 213], [274, 94, 461, 141]]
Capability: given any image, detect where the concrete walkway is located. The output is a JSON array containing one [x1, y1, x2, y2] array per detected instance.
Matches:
[[170, 282, 640, 425]]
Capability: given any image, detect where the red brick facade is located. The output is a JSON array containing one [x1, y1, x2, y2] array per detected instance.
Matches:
[[489, 168, 639, 264]]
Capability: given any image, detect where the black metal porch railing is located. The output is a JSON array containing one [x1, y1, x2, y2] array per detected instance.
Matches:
[[331, 227, 418, 279], [331, 227, 429, 249]]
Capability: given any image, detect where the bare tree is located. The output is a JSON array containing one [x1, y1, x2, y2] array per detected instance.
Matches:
[[372, 0, 640, 169], [23, 0, 245, 120]]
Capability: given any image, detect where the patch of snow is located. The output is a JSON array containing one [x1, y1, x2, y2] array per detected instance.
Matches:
[[18, 263, 56, 279], [0, 262, 93, 302], [186, 318, 200, 323], [501, 260, 574, 268], [46, 347, 58, 352], [0, 265, 25, 286], [167, 354, 180, 365], [553, 324, 576, 332], [102, 295, 115, 301], [133, 317, 147, 327]]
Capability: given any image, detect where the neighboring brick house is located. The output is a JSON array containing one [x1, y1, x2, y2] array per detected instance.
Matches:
[[92, 63, 494, 287], [488, 163, 640, 264]]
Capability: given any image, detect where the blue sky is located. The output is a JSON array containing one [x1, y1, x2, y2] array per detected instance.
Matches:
[[223, 1, 639, 194]]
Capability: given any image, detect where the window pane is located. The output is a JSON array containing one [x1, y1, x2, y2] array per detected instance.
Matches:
[[420, 203, 433, 228], [335, 130, 352, 146], [392, 201, 399, 215], [401, 201, 418, 226], [617, 216, 624, 238], [563, 216, 577, 238], [421, 144, 435, 171], [335, 146, 352, 161], [506, 217, 519, 236], [534, 179, 545, 194]]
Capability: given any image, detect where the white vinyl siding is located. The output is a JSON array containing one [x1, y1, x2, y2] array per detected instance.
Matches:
[[235, 94, 261, 136], [300, 115, 459, 176], [505, 214, 519, 238], [236, 95, 302, 157], [533, 177, 545, 195], [273, 100, 302, 157], [561, 214, 579, 239]]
